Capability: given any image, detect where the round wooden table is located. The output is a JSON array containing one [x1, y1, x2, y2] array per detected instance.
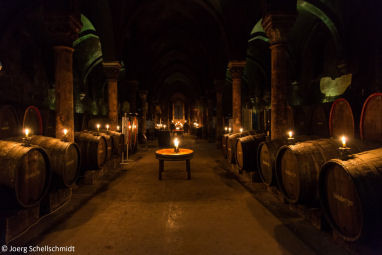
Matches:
[[155, 148, 194, 180]]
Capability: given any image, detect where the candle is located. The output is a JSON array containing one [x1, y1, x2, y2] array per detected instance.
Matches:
[[106, 124, 109, 131], [240, 128, 243, 133], [129, 125, 132, 130], [96, 124, 100, 132], [225, 127, 228, 132], [174, 137, 179, 152], [63, 129, 68, 136], [164, 125, 167, 128], [117, 125, 120, 131], [288, 130, 293, 139], [228, 127, 232, 133], [24, 128, 30, 138], [341, 135, 347, 147]]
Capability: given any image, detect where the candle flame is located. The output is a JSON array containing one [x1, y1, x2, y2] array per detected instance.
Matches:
[[240, 128, 243, 133], [225, 127, 228, 131], [106, 124, 109, 130], [63, 129, 68, 136], [288, 130, 293, 138], [228, 127, 232, 132], [96, 124, 100, 131], [24, 128, 30, 137], [341, 136, 347, 147], [174, 138, 179, 148], [117, 125, 120, 131]]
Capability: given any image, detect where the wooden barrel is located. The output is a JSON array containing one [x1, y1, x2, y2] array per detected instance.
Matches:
[[227, 131, 257, 164], [0, 105, 21, 139], [108, 131, 124, 155], [0, 141, 50, 208], [319, 148, 382, 242], [360, 93, 382, 143], [131, 116, 138, 152], [74, 132, 107, 171], [257, 136, 316, 186], [257, 139, 286, 186], [222, 134, 230, 158], [83, 131, 113, 161], [235, 133, 266, 172], [29, 136, 80, 188], [329, 98, 354, 138], [23, 105, 43, 135], [311, 103, 331, 137], [276, 138, 373, 205]]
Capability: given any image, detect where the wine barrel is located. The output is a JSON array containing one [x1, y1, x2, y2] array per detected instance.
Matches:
[[131, 116, 138, 153], [235, 133, 266, 172], [311, 103, 331, 137], [83, 131, 113, 161], [0, 141, 50, 208], [227, 131, 257, 164], [257, 139, 286, 186], [257, 136, 316, 186], [74, 132, 107, 170], [29, 136, 80, 188], [360, 93, 382, 143], [319, 148, 382, 242], [108, 131, 124, 155], [276, 138, 373, 205], [222, 134, 230, 158], [0, 105, 21, 139], [23, 105, 43, 135], [329, 98, 354, 138]]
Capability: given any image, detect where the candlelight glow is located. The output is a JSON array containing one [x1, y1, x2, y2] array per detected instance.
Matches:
[[176, 127, 180, 130], [288, 130, 293, 138], [164, 125, 167, 128], [228, 127, 232, 133], [225, 127, 228, 131], [240, 128, 243, 133], [106, 124, 109, 131], [341, 136, 347, 147], [96, 124, 100, 131], [63, 129, 68, 136], [117, 125, 120, 131], [24, 128, 30, 137], [174, 138, 179, 148], [129, 125, 132, 130]]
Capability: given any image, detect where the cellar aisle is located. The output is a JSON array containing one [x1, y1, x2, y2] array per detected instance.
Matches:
[[34, 136, 344, 255]]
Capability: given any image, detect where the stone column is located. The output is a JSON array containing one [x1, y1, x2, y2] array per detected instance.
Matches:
[[139, 90, 148, 136], [201, 97, 208, 139], [214, 80, 225, 147], [207, 98, 214, 142], [263, 14, 295, 140], [46, 15, 82, 142], [126, 80, 139, 113], [103, 62, 121, 130], [228, 61, 246, 133]]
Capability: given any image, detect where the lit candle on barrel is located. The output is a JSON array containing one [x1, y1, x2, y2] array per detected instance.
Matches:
[[225, 127, 228, 133], [288, 130, 294, 139], [96, 124, 100, 132], [24, 128, 30, 138], [117, 125, 120, 131], [341, 135, 347, 148], [106, 124, 109, 131], [63, 128, 68, 136], [240, 128, 243, 133], [174, 137, 180, 153], [228, 127, 232, 133]]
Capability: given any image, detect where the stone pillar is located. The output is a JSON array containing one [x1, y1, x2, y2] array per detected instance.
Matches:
[[103, 62, 121, 130], [139, 90, 148, 136], [201, 97, 208, 139], [228, 61, 246, 133], [126, 80, 139, 113], [207, 98, 214, 142], [46, 15, 82, 142], [263, 14, 295, 140], [214, 80, 225, 147]]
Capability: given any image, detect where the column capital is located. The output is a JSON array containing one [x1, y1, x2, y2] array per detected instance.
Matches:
[[228, 61, 246, 79], [45, 14, 82, 47], [103, 61, 121, 80], [262, 13, 296, 45]]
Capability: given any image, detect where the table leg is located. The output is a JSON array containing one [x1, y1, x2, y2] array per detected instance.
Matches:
[[159, 160, 164, 180], [186, 159, 191, 180]]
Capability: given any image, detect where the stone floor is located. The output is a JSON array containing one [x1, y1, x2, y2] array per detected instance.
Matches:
[[33, 135, 349, 255]]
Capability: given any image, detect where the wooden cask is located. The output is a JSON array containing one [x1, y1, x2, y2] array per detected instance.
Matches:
[[84, 131, 113, 161], [319, 148, 382, 242], [222, 134, 230, 158], [227, 131, 257, 164], [329, 98, 354, 138], [0, 141, 50, 208], [360, 93, 382, 143], [108, 131, 124, 155], [235, 133, 266, 172], [257, 136, 316, 186], [29, 136, 80, 188], [74, 132, 107, 171], [276, 138, 373, 205], [0, 105, 20, 139]]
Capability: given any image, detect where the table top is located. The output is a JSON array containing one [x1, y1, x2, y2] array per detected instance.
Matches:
[[155, 148, 194, 160]]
